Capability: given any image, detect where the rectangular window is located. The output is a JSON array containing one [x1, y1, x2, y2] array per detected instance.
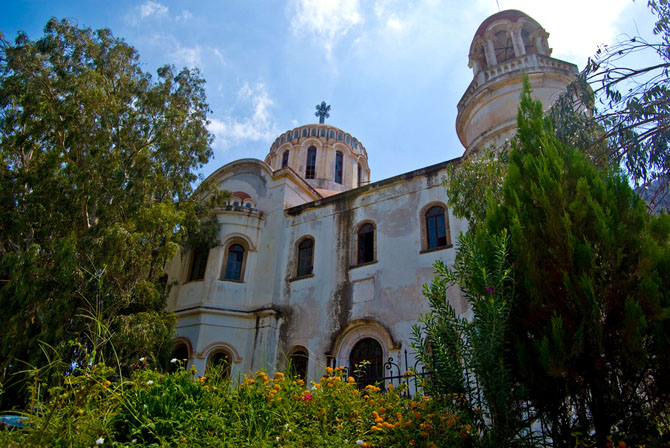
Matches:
[[335, 152, 343, 184], [329, 130, 335, 139], [189, 247, 209, 281], [282, 151, 289, 168], [302, 128, 308, 137], [306, 147, 317, 179], [319, 128, 326, 137]]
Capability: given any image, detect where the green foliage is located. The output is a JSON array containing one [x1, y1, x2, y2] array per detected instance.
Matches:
[[445, 149, 508, 227], [0, 364, 475, 447], [485, 78, 670, 447], [413, 230, 528, 447], [0, 19, 225, 407], [550, 1, 670, 209]]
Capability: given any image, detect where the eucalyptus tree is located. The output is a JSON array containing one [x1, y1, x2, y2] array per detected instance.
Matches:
[[0, 19, 224, 406]]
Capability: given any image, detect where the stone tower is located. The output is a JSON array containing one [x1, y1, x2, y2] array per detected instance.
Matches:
[[456, 9, 579, 157]]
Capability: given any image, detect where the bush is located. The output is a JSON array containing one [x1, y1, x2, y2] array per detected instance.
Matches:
[[0, 362, 475, 447]]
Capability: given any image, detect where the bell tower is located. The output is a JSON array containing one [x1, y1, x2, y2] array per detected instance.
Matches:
[[456, 10, 579, 157]]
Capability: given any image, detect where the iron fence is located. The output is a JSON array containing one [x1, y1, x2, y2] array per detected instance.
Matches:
[[331, 349, 430, 398]]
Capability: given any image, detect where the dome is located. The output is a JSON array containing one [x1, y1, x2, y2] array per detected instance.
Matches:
[[468, 9, 549, 74], [265, 123, 370, 196]]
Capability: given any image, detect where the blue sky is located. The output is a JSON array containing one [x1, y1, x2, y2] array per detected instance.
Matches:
[[0, 0, 659, 182]]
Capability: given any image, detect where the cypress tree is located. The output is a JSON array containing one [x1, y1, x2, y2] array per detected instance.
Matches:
[[486, 79, 670, 446]]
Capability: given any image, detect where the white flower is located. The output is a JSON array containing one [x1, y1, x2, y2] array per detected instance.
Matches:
[[146, 380, 153, 385], [139, 357, 146, 363], [356, 441, 364, 446], [170, 358, 178, 363], [284, 423, 289, 429], [95, 437, 104, 445], [276, 436, 280, 442]]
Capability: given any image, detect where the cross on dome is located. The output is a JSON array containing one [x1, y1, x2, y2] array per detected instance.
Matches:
[[315, 101, 331, 124]]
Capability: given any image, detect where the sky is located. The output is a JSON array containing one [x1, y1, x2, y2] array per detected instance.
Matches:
[[0, 0, 661, 183]]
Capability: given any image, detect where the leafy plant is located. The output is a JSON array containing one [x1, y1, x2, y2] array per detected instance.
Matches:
[[413, 229, 529, 447]]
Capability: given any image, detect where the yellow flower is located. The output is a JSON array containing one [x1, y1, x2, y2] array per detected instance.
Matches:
[[347, 376, 356, 383], [103, 380, 111, 387], [325, 367, 333, 375]]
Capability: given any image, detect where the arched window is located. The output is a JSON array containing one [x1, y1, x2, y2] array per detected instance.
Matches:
[[349, 338, 383, 389], [357, 163, 362, 187], [282, 150, 290, 168], [306, 146, 317, 179], [169, 342, 189, 373], [494, 29, 515, 64], [223, 244, 245, 281], [425, 206, 448, 249], [188, 247, 209, 282], [357, 223, 375, 264], [207, 351, 231, 378], [297, 238, 314, 277], [289, 349, 309, 379], [334, 151, 343, 184]]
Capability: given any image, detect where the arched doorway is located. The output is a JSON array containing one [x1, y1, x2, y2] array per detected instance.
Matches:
[[289, 349, 309, 380], [169, 342, 189, 373], [206, 351, 231, 379], [349, 338, 384, 389]]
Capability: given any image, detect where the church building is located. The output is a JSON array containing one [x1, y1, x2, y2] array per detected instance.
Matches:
[[164, 10, 579, 383]]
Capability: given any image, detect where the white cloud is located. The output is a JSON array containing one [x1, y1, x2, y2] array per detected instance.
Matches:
[[208, 82, 280, 150], [291, 0, 364, 55], [176, 9, 193, 21], [170, 43, 202, 68], [139, 1, 168, 19], [485, 0, 633, 66], [373, 0, 408, 32], [213, 48, 225, 64]]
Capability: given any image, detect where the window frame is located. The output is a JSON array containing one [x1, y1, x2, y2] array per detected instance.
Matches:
[[353, 221, 376, 267], [296, 237, 315, 278], [305, 146, 317, 179], [188, 247, 209, 282], [281, 150, 290, 168], [334, 151, 344, 184], [221, 242, 247, 282], [420, 203, 452, 252]]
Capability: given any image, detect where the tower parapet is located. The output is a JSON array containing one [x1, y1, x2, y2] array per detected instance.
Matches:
[[456, 10, 578, 157]]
